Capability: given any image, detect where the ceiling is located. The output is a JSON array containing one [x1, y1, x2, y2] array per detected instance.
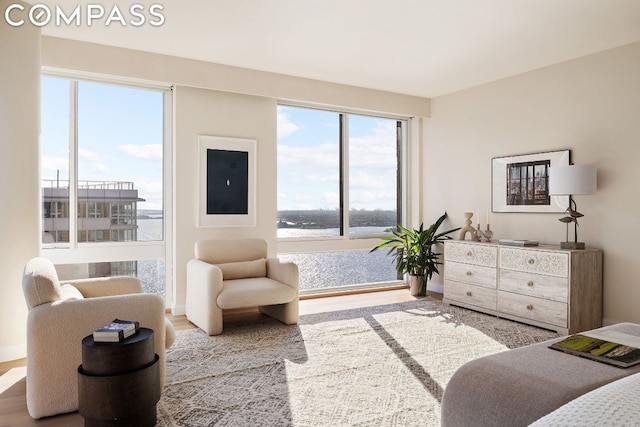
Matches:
[[37, 0, 640, 98]]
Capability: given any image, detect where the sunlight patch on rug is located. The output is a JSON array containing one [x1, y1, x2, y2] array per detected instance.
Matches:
[[157, 299, 558, 426]]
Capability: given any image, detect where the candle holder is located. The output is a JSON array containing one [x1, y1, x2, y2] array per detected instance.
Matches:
[[483, 225, 493, 242]]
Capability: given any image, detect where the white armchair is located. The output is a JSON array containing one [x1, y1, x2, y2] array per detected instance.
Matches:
[[22, 257, 175, 419], [186, 238, 299, 335]]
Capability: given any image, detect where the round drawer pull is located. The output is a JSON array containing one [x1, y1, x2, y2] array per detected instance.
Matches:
[[466, 251, 473, 257], [527, 258, 535, 265], [526, 304, 534, 311], [466, 291, 472, 297], [527, 281, 534, 287], [466, 271, 472, 276]]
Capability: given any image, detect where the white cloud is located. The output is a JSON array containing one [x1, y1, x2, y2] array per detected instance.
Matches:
[[277, 142, 338, 168], [277, 110, 301, 138], [294, 193, 314, 203], [132, 175, 163, 210], [322, 192, 339, 205], [118, 144, 163, 161], [304, 173, 337, 184], [350, 171, 388, 190], [349, 120, 397, 169], [78, 148, 110, 175]]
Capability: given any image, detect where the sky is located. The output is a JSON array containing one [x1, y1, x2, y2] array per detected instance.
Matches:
[[40, 76, 164, 210], [40, 77, 398, 213], [277, 105, 399, 211]]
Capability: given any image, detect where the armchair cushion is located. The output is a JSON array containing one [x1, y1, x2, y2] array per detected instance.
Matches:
[[22, 257, 62, 309], [195, 238, 267, 264], [65, 276, 142, 297], [60, 284, 84, 301], [217, 277, 297, 309], [218, 259, 266, 280]]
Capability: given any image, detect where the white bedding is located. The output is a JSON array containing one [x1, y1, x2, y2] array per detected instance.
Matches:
[[529, 372, 640, 426]]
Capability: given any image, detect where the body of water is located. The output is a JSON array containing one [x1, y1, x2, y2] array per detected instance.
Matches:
[[136, 218, 399, 294], [135, 218, 165, 297]]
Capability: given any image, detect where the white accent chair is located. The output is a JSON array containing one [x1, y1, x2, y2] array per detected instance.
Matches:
[[21, 257, 175, 419], [186, 238, 299, 335]]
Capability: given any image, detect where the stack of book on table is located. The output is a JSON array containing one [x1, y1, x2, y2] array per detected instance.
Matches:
[[93, 319, 140, 342]]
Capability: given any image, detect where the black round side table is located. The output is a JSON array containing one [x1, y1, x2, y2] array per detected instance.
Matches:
[[77, 327, 160, 426]]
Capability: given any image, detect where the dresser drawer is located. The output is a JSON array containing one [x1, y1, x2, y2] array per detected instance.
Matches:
[[498, 291, 567, 328], [445, 242, 497, 267], [499, 247, 568, 278], [445, 261, 497, 289], [499, 270, 568, 303], [445, 280, 497, 310]]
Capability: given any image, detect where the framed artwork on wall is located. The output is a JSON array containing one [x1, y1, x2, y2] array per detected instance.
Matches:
[[198, 135, 256, 227], [492, 149, 570, 213]]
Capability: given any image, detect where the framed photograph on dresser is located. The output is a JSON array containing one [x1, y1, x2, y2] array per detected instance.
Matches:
[[492, 149, 570, 213]]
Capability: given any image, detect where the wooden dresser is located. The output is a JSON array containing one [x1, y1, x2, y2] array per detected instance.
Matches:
[[443, 240, 603, 334]]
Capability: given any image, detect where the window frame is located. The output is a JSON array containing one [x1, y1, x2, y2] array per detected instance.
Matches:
[[276, 103, 411, 256], [40, 72, 173, 304]]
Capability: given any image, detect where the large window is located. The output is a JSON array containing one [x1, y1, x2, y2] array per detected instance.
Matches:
[[277, 105, 406, 292], [40, 75, 170, 298]]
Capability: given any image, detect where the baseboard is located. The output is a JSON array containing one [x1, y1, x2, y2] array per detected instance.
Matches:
[[0, 343, 26, 363], [171, 304, 186, 316], [427, 282, 444, 294]]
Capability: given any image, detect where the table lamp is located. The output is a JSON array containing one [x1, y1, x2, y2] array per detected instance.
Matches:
[[548, 164, 597, 249]]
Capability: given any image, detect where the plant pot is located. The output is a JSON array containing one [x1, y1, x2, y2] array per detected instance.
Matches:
[[409, 275, 427, 297]]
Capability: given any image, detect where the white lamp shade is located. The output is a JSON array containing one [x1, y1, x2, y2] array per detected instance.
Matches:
[[548, 165, 597, 195]]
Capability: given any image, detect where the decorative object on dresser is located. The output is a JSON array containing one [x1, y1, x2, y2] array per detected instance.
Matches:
[[458, 212, 479, 241], [443, 240, 603, 334], [548, 164, 597, 249], [481, 225, 493, 242], [371, 212, 460, 296], [492, 149, 570, 213]]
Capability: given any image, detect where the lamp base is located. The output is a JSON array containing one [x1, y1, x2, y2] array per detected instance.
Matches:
[[561, 241, 586, 250]]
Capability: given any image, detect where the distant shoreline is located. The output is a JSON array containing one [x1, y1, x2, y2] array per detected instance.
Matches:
[[277, 209, 396, 229]]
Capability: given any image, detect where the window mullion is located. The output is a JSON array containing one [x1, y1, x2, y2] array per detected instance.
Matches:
[[396, 121, 403, 228], [340, 114, 349, 237], [69, 79, 79, 248]]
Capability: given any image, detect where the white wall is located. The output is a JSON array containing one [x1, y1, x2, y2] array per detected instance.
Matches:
[[172, 86, 277, 313], [0, 2, 41, 362], [425, 41, 640, 325]]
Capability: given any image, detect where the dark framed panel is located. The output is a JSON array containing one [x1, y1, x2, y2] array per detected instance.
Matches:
[[198, 135, 256, 227]]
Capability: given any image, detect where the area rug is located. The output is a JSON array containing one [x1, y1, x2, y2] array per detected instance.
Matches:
[[157, 299, 558, 426]]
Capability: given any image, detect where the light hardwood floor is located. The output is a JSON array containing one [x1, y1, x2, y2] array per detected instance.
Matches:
[[0, 288, 438, 426]]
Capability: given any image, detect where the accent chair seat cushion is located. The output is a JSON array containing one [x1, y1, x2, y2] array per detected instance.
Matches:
[[218, 259, 267, 280], [217, 277, 297, 310]]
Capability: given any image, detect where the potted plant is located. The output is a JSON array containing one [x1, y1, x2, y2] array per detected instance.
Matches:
[[370, 212, 460, 296]]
